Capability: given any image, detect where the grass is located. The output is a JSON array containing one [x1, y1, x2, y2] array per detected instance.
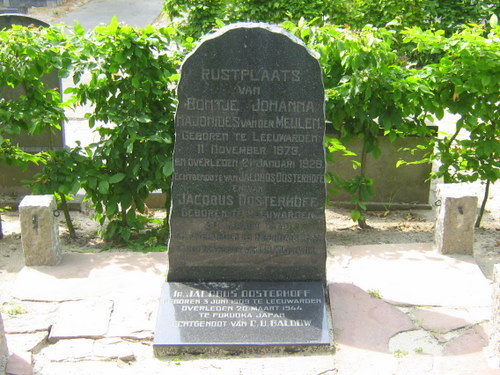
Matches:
[[393, 349, 408, 358], [367, 289, 382, 299], [0, 304, 27, 316]]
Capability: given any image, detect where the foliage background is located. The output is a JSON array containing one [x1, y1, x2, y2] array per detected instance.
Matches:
[[0, 2, 498, 241]]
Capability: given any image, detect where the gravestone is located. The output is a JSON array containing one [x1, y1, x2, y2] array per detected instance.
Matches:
[[0, 14, 65, 195], [19, 194, 61, 266], [434, 183, 477, 254], [154, 23, 330, 354]]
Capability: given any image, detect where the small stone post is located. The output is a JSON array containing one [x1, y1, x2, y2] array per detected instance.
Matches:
[[489, 264, 500, 368], [19, 195, 61, 266], [0, 313, 8, 375], [434, 183, 478, 255]]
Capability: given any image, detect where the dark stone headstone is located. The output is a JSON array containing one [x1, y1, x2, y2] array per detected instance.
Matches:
[[0, 13, 48, 29], [167, 23, 326, 283], [154, 281, 330, 355], [154, 23, 330, 353], [0, 14, 65, 152], [0, 14, 65, 194]]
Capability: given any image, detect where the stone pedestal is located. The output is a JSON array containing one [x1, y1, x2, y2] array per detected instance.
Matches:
[[0, 313, 8, 375], [19, 195, 61, 266], [489, 264, 500, 368], [434, 183, 477, 255]]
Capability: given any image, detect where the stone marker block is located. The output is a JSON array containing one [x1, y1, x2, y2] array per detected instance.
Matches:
[[154, 281, 330, 355], [0, 313, 8, 375], [19, 195, 61, 266], [489, 264, 500, 368], [434, 183, 478, 255]]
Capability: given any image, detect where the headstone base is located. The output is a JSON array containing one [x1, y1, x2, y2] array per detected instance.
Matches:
[[153, 281, 332, 356]]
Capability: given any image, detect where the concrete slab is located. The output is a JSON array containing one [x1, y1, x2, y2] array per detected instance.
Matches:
[[328, 243, 492, 307], [49, 300, 113, 341], [34, 354, 337, 375], [106, 298, 155, 340], [412, 307, 473, 333], [38, 339, 93, 362], [6, 351, 32, 375], [5, 333, 47, 353], [394, 353, 435, 375], [38, 338, 134, 362], [4, 246, 496, 374], [433, 352, 500, 375], [442, 326, 488, 356], [3, 302, 58, 334], [12, 252, 167, 302], [329, 282, 415, 353], [388, 329, 442, 355]]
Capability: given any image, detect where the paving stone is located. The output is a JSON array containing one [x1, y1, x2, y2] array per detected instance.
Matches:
[[395, 353, 434, 375], [39, 338, 135, 363], [93, 338, 135, 362], [34, 354, 337, 375], [3, 303, 58, 334], [442, 326, 488, 356], [329, 243, 491, 307], [6, 351, 32, 375], [12, 253, 166, 302], [49, 300, 113, 342], [5, 333, 47, 353], [412, 307, 471, 333], [467, 307, 492, 325], [389, 329, 442, 356], [33, 360, 127, 375], [39, 339, 94, 362], [329, 282, 415, 353], [433, 352, 499, 375], [107, 299, 154, 340], [329, 347, 397, 375]]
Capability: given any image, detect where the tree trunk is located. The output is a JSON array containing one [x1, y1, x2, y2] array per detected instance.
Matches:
[[60, 194, 76, 239], [475, 179, 490, 228], [357, 138, 370, 229]]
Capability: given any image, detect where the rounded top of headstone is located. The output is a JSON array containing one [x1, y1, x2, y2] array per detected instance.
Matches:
[[0, 14, 49, 30], [184, 22, 319, 64], [179, 22, 323, 98], [209, 23, 316, 52]]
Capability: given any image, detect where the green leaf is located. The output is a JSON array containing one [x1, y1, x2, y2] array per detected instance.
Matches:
[[74, 21, 85, 36], [98, 180, 109, 194], [489, 14, 498, 28], [351, 209, 361, 221], [162, 160, 173, 177], [109, 173, 126, 184]]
